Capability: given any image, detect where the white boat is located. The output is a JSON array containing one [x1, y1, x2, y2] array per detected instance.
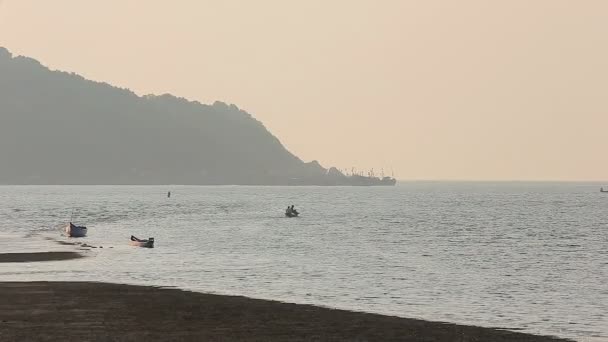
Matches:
[[129, 236, 154, 248], [65, 222, 87, 237]]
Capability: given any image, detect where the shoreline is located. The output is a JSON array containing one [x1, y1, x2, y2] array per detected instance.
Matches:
[[0, 281, 571, 342]]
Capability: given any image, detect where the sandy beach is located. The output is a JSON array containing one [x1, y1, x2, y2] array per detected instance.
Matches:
[[0, 279, 570, 342]]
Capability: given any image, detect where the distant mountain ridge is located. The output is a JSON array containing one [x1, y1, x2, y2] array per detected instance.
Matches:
[[0, 47, 395, 185]]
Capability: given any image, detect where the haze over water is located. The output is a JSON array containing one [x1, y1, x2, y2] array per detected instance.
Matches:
[[1, 183, 606, 341], [2, 1, 607, 180]]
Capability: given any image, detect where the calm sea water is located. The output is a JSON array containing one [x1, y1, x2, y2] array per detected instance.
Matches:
[[0, 183, 606, 341]]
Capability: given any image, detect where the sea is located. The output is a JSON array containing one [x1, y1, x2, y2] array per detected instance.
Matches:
[[0, 183, 606, 341]]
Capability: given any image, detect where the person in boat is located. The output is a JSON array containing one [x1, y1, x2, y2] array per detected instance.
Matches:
[[291, 205, 299, 216], [286, 206, 292, 215]]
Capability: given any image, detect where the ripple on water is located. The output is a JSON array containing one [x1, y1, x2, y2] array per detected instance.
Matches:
[[0, 183, 606, 341]]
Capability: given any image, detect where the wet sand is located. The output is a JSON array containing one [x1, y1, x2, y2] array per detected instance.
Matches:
[[0, 251, 83, 263], [0, 281, 570, 342]]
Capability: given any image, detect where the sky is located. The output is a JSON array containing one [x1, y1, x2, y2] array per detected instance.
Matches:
[[1, 0, 607, 181]]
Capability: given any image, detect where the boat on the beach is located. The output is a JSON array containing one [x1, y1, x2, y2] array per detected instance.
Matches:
[[64, 222, 87, 237], [129, 236, 154, 248]]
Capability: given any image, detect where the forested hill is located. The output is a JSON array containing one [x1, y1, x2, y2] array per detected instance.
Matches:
[[0, 47, 347, 185]]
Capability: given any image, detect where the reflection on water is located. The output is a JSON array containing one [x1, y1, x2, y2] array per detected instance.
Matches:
[[0, 183, 606, 341]]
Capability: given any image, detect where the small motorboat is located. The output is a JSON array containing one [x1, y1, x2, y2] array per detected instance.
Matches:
[[64, 222, 87, 237], [601, 187, 608, 193], [129, 235, 154, 248], [285, 205, 300, 218], [285, 210, 299, 218]]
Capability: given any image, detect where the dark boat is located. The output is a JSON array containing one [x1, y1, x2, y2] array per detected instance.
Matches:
[[129, 236, 154, 248], [348, 175, 397, 186], [285, 206, 300, 217]]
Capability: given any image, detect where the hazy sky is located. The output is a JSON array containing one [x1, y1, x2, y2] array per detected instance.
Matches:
[[1, 0, 607, 180]]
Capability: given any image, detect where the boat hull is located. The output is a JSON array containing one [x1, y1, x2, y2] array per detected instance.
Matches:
[[64, 224, 87, 237], [129, 240, 154, 248]]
